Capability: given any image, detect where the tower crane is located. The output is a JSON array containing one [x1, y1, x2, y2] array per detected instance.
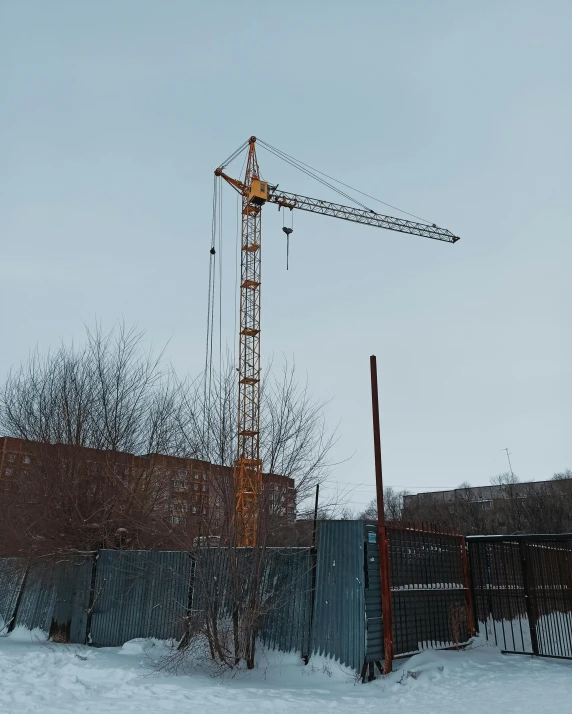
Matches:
[[215, 136, 460, 547]]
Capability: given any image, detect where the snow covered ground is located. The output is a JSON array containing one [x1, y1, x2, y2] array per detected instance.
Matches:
[[1, 628, 571, 713]]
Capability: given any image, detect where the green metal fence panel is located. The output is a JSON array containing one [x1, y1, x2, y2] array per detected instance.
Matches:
[[364, 524, 383, 662], [50, 559, 94, 643], [191, 547, 313, 656], [311, 521, 366, 672], [89, 550, 191, 646], [13, 563, 59, 633], [0, 558, 27, 633]]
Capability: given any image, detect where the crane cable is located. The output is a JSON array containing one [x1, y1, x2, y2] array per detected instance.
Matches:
[[233, 150, 248, 369], [257, 139, 434, 225], [204, 174, 219, 458], [258, 141, 374, 212], [217, 166, 224, 454], [218, 139, 250, 171]]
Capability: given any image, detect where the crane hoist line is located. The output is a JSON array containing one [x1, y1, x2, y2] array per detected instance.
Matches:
[[214, 136, 460, 547]]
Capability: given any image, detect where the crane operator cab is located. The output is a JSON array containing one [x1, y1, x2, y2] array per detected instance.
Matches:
[[247, 179, 268, 205]]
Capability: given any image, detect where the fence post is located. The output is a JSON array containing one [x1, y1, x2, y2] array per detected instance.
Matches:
[[460, 538, 476, 637], [519, 542, 539, 656], [370, 355, 393, 674], [303, 484, 320, 664], [83, 552, 100, 645]]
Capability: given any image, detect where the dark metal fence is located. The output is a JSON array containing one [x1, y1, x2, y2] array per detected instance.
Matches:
[[468, 534, 572, 659], [386, 525, 474, 657]]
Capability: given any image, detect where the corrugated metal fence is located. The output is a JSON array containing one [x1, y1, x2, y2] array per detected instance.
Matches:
[[191, 547, 313, 656], [0, 521, 485, 674], [90, 550, 190, 646], [0, 559, 26, 633], [0, 547, 315, 654], [311, 520, 366, 672]]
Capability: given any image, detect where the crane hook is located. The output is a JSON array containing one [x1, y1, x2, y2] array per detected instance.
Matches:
[[282, 226, 293, 270]]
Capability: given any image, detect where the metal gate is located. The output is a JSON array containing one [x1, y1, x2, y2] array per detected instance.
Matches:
[[386, 525, 474, 657], [468, 534, 572, 659]]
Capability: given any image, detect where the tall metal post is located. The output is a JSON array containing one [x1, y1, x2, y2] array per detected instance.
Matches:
[[370, 355, 393, 673], [305, 483, 320, 663]]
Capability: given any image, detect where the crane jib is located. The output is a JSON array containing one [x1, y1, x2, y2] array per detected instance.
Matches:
[[268, 191, 459, 243]]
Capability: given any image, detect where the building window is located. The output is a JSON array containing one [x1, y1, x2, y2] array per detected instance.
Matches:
[[202, 473, 207, 481], [5, 468, 13, 476], [202, 484, 207, 492], [194, 472, 199, 480], [215, 497, 221, 506], [172, 516, 181, 525], [192, 506, 197, 514], [7, 454, 15, 463]]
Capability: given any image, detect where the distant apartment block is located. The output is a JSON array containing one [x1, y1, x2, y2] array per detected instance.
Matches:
[[403, 480, 563, 511], [0, 436, 296, 529], [403, 478, 572, 533]]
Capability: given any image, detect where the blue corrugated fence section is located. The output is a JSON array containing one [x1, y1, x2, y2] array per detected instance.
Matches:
[[89, 550, 191, 646], [50, 559, 94, 643], [311, 520, 366, 672], [258, 549, 313, 655], [0, 526, 369, 673], [0, 558, 26, 632], [191, 548, 313, 656]]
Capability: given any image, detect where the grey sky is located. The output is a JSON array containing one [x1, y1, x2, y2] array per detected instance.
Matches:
[[2, 1, 571, 512]]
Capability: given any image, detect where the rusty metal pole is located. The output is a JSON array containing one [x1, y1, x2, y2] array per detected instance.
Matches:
[[370, 355, 393, 674]]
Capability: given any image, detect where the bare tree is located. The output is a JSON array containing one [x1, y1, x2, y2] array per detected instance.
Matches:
[[358, 487, 410, 523], [0, 323, 340, 669], [0, 322, 182, 455], [173, 356, 338, 515], [553, 469, 572, 480]]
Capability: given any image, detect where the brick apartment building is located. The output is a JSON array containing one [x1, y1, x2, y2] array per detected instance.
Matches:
[[0, 436, 296, 531]]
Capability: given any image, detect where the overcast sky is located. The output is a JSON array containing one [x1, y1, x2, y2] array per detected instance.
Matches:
[[2, 1, 571, 512]]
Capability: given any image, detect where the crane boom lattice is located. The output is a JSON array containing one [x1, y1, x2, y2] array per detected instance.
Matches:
[[235, 138, 263, 547]]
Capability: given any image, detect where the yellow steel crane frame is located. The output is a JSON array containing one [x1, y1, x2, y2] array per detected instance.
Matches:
[[215, 136, 460, 547]]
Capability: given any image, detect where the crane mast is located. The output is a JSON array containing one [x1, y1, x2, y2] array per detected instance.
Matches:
[[221, 137, 264, 547], [215, 136, 460, 547]]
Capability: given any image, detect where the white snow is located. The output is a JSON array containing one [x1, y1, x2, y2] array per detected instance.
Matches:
[[1, 629, 571, 713]]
